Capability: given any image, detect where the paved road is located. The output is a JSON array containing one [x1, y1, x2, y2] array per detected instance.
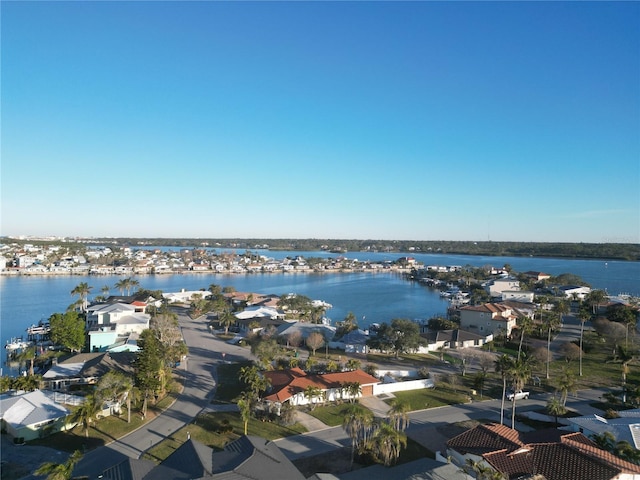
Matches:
[[275, 387, 611, 461], [72, 308, 255, 478]]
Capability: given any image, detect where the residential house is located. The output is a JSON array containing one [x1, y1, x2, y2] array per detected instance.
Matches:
[[564, 410, 640, 451], [276, 322, 336, 345], [524, 271, 552, 282], [263, 368, 380, 408], [233, 306, 287, 334], [86, 302, 150, 352], [501, 290, 535, 303], [447, 423, 640, 480], [42, 352, 136, 392], [558, 285, 592, 300], [0, 390, 71, 442], [100, 435, 305, 480], [459, 303, 519, 337], [331, 329, 370, 354], [485, 278, 520, 298], [421, 329, 492, 352]]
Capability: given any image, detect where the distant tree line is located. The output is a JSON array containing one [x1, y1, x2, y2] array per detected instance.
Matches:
[[17, 237, 636, 261]]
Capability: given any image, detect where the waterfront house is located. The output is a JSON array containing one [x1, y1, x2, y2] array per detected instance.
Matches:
[[524, 271, 552, 282], [42, 352, 136, 392], [558, 285, 592, 300], [0, 389, 71, 442], [459, 303, 518, 337], [484, 278, 521, 298], [331, 328, 370, 353], [421, 328, 492, 351], [446, 423, 640, 480], [86, 302, 150, 352]]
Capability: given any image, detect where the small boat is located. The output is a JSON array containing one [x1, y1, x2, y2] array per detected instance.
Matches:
[[4, 338, 33, 351]]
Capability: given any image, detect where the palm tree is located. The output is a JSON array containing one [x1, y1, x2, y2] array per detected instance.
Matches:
[[16, 346, 36, 376], [544, 302, 565, 379], [35, 450, 83, 480], [237, 391, 252, 435], [509, 355, 532, 429], [70, 282, 92, 313], [495, 354, 514, 425], [342, 403, 374, 467], [577, 309, 590, 376], [588, 289, 607, 315], [546, 396, 567, 427], [516, 316, 534, 360], [219, 311, 235, 336], [303, 385, 322, 410], [387, 398, 410, 432], [71, 393, 101, 438], [618, 346, 634, 403], [346, 381, 362, 403], [555, 366, 578, 406], [369, 422, 407, 466]]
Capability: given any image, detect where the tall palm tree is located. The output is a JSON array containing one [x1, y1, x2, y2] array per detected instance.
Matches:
[[387, 398, 410, 432], [35, 450, 83, 480], [495, 354, 515, 425], [237, 391, 252, 435], [509, 355, 532, 429], [555, 366, 578, 406], [577, 309, 590, 376], [516, 316, 534, 361], [71, 393, 101, 438], [546, 396, 567, 427], [544, 302, 565, 379], [70, 282, 92, 313], [618, 346, 634, 403], [303, 385, 322, 410], [342, 403, 374, 467], [588, 289, 607, 315], [370, 422, 407, 467]]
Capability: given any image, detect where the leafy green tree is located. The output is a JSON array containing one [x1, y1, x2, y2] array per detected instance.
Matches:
[[516, 316, 534, 361], [239, 365, 270, 400], [49, 311, 86, 353], [134, 329, 163, 418], [367, 319, 425, 358], [97, 371, 133, 420], [35, 450, 83, 480]]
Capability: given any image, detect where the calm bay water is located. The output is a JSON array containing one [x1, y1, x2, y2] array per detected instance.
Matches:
[[1, 250, 638, 372]]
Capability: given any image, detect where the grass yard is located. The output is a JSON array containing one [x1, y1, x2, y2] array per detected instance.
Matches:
[[214, 360, 253, 402], [387, 384, 470, 410], [307, 402, 362, 427], [143, 411, 307, 463]]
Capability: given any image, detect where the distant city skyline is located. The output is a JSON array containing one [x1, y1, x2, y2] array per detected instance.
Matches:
[[2, 2, 638, 243]]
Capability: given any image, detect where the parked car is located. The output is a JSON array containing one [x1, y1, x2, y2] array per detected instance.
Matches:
[[506, 389, 530, 401]]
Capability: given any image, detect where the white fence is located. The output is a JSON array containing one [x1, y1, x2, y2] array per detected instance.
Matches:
[[373, 378, 434, 395]]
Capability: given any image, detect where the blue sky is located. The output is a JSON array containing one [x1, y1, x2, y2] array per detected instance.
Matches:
[[2, 1, 638, 243]]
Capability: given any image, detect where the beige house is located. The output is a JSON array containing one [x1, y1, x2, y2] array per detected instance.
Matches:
[[459, 303, 518, 337]]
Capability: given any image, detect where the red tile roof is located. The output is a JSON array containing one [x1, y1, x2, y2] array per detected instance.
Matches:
[[263, 368, 380, 403], [448, 425, 640, 480]]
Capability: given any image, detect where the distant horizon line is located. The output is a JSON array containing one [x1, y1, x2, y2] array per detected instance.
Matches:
[[2, 235, 638, 246]]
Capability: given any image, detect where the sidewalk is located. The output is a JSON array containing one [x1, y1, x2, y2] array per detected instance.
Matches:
[[293, 410, 330, 431]]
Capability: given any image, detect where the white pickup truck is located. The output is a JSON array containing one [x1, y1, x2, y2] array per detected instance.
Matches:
[[506, 390, 530, 401]]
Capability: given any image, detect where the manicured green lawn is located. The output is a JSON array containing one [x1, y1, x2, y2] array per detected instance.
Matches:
[[387, 384, 470, 410], [307, 402, 361, 427]]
